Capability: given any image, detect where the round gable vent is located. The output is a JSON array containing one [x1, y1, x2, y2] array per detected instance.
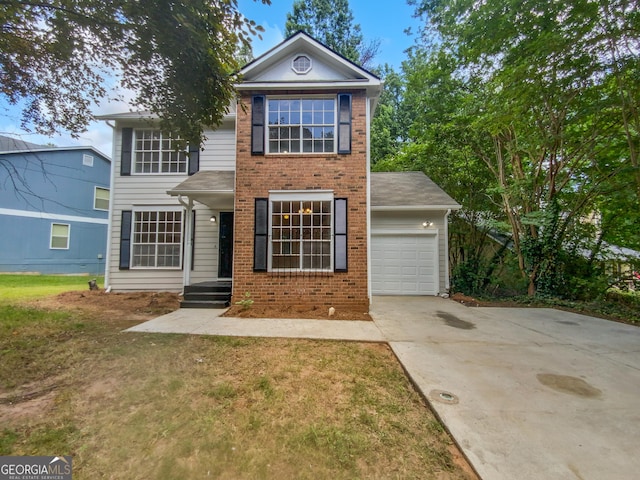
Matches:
[[292, 55, 312, 74]]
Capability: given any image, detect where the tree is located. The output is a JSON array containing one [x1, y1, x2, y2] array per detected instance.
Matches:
[[0, 0, 269, 142], [370, 64, 409, 164], [405, 0, 640, 297], [284, 0, 379, 68]]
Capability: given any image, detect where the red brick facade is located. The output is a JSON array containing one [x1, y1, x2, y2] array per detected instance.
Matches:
[[232, 90, 369, 309]]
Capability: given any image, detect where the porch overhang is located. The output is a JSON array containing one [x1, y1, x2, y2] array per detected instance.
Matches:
[[167, 171, 235, 208]]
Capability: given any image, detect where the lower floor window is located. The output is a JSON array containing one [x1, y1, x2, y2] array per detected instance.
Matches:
[[271, 198, 332, 271], [50, 223, 70, 249], [132, 210, 183, 268]]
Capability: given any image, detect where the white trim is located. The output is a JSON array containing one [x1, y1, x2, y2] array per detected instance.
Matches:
[[130, 206, 185, 270], [267, 192, 335, 273], [0, 207, 108, 225], [366, 97, 372, 303], [265, 96, 337, 155], [269, 190, 334, 201], [50, 223, 70, 250], [291, 54, 312, 74], [105, 121, 117, 290], [371, 230, 440, 296], [94, 186, 110, 211], [371, 228, 438, 236]]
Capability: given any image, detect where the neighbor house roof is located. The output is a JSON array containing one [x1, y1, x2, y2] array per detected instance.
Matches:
[[0, 135, 47, 152], [371, 172, 461, 210], [0, 135, 110, 160]]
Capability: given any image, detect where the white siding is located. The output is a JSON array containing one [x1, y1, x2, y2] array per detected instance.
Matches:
[[200, 120, 236, 171], [370, 210, 450, 294], [106, 121, 236, 292]]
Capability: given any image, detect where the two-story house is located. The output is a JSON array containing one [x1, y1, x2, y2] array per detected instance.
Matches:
[[101, 32, 460, 308], [0, 135, 111, 274]]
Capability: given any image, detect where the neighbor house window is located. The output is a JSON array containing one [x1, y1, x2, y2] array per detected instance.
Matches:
[[83, 154, 94, 166], [50, 223, 70, 249], [94, 187, 110, 211], [133, 130, 187, 174], [131, 209, 183, 268], [270, 194, 333, 271], [267, 98, 335, 153]]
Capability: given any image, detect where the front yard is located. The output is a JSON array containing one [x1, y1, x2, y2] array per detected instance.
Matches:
[[0, 275, 476, 479]]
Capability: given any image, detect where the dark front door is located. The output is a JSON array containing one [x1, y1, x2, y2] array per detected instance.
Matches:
[[218, 212, 234, 278]]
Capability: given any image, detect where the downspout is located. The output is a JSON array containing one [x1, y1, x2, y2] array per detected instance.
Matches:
[[444, 209, 452, 293], [177, 195, 193, 291], [104, 120, 116, 292]]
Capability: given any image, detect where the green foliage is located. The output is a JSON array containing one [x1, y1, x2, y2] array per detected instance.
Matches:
[[284, 0, 379, 67], [0, 0, 269, 141], [403, 0, 640, 297], [235, 291, 254, 310]]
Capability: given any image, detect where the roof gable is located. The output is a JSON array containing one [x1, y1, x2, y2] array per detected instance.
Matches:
[[238, 32, 381, 98]]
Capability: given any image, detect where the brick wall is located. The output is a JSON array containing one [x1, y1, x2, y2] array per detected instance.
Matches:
[[232, 90, 369, 309]]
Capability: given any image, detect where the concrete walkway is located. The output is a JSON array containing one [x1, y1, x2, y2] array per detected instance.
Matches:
[[126, 297, 640, 480]]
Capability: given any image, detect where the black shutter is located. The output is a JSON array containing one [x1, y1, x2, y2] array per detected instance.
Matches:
[[188, 141, 200, 176], [251, 95, 265, 155], [119, 210, 133, 270], [254, 198, 268, 271], [334, 198, 347, 271], [121, 128, 133, 176], [191, 210, 196, 270], [337, 94, 352, 154]]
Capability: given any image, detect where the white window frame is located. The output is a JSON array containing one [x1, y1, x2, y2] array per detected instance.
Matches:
[[82, 154, 94, 166], [291, 54, 312, 74], [133, 129, 187, 174], [50, 223, 70, 250], [94, 187, 110, 211], [268, 191, 334, 272], [131, 207, 184, 269], [266, 96, 337, 154]]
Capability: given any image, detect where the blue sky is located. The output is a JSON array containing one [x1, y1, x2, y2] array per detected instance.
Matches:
[[240, 0, 421, 68], [0, 1, 420, 155]]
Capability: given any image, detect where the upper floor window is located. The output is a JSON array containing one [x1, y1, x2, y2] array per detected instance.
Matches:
[[267, 98, 335, 154], [94, 187, 109, 211], [134, 130, 187, 174], [292, 55, 312, 74]]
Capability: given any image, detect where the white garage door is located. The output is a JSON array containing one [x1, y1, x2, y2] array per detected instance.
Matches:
[[371, 234, 438, 295]]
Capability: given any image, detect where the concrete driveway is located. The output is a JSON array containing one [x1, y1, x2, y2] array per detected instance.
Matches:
[[370, 296, 640, 480]]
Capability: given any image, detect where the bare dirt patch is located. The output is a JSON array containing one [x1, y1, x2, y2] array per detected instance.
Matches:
[[31, 289, 181, 325]]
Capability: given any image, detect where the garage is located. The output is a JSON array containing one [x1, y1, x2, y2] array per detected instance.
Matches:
[[371, 233, 438, 295]]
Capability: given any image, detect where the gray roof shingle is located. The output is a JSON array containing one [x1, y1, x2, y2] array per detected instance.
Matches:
[[371, 172, 460, 209]]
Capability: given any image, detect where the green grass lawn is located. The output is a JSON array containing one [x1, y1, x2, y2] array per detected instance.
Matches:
[[0, 275, 476, 479], [0, 274, 104, 303]]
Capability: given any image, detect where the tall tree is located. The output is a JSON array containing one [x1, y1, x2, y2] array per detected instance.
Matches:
[[0, 0, 269, 142], [284, 0, 379, 67], [406, 0, 640, 296], [370, 64, 409, 164]]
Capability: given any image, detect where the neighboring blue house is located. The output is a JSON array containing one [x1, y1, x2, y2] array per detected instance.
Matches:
[[0, 136, 111, 274]]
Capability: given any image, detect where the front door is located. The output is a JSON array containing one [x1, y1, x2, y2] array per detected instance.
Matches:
[[218, 212, 234, 278]]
